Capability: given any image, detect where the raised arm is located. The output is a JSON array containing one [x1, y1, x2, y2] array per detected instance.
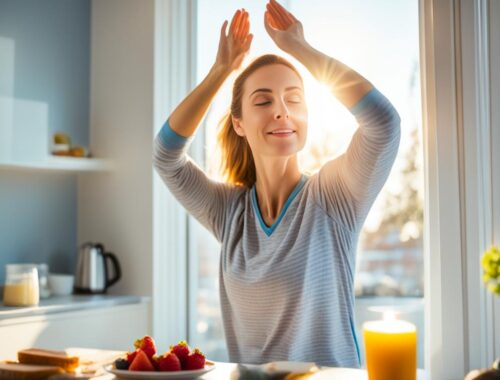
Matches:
[[154, 9, 253, 241], [169, 9, 253, 137], [264, 0, 373, 108], [264, 0, 400, 232]]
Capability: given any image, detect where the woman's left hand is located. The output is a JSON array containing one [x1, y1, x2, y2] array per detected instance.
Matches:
[[264, 0, 307, 54]]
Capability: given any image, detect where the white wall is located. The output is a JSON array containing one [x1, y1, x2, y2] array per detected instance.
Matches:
[[78, 0, 155, 300]]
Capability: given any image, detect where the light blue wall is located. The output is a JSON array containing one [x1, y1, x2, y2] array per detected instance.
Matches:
[[0, 0, 90, 285]]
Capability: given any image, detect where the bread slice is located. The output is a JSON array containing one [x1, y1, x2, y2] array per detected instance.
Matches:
[[17, 348, 79, 372], [0, 362, 64, 380]]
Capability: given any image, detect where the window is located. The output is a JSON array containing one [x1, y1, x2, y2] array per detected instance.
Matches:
[[188, 0, 423, 366]]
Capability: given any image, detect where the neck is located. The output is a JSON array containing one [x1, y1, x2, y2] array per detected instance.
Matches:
[[253, 155, 302, 225]]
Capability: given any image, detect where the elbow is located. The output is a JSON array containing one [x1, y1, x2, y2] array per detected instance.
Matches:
[[152, 136, 167, 172]]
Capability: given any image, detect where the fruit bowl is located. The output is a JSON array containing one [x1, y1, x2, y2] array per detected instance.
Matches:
[[103, 362, 216, 379]]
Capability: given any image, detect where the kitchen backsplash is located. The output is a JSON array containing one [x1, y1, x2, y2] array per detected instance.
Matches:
[[0, 0, 91, 285], [0, 171, 78, 285]]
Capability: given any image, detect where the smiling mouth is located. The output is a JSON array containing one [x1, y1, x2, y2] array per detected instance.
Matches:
[[267, 129, 296, 136]]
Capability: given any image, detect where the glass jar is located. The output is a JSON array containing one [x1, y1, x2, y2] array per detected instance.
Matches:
[[3, 264, 40, 306], [37, 263, 51, 299]]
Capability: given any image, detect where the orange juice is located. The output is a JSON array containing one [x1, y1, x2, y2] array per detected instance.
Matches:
[[3, 264, 39, 306], [3, 281, 39, 306], [363, 319, 417, 380]]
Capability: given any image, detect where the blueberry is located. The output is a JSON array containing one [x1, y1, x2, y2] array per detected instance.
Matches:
[[115, 358, 129, 370]]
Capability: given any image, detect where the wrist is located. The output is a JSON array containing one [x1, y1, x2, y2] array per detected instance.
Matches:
[[210, 63, 232, 80], [289, 39, 315, 63]]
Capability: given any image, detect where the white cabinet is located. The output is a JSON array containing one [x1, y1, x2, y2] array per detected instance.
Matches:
[[0, 302, 150, 360]]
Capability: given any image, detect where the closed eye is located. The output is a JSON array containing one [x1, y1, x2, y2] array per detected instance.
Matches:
[[287, 94, 303, 104], [254, 101, 271, 106]]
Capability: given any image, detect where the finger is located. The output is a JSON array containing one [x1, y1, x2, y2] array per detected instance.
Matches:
[[265, 11, 279, 31], [270, 0, 296, 26], [287, 10, 299, 23], [244, 33, 254, 51], [233, 8, 245, 38], [237, 11, 249, 40], [268, 1, 288, 28], [220, 20, 228, 38], [271, 0, 292, 16], [266, 3, 283, 29], [268, 0, 290, 29], [265, 5, 281, 29], [240, 15, 250, 41], [229, 9, 241, 34], [264, 12, 277, 37]]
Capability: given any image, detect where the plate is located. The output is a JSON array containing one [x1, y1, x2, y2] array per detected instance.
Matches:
[[309, 368, 367, 380], [103, 362, 215, 379]]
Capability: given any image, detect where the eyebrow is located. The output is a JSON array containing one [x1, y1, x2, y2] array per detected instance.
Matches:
[[249, 86, 303, 98]]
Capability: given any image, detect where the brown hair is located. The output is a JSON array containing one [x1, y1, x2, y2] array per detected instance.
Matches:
[[217, 54, 303, 188]]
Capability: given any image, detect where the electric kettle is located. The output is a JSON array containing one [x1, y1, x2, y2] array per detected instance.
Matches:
[[74, 242, 121, 294]]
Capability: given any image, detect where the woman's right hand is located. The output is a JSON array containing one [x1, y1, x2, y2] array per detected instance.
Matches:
[[214, 9, 253, 73]]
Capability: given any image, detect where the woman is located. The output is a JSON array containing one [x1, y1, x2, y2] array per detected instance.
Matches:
[[154, 0, 400, 368]]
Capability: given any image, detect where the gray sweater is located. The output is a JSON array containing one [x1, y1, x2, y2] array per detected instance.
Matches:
[[153, 88, 400, 367]]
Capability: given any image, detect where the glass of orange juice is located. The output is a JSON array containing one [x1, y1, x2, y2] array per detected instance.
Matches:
[[363, 315, 417, 380]]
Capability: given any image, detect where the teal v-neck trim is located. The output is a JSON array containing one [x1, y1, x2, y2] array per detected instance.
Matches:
[[252, 174, 307, 237]]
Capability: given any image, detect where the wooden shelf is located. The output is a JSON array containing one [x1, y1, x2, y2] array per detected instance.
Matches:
[[0, 156, 113, 173]]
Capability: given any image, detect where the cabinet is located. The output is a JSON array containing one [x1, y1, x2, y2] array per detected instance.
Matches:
[[0, 300, 149, 360]]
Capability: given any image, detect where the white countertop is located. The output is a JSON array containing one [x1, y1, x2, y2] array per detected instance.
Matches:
[[0, 294, 149, 321]]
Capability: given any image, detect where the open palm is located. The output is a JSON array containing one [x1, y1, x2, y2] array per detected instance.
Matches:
[[215, 9, 253, 72], [264, 0, 306, 54]]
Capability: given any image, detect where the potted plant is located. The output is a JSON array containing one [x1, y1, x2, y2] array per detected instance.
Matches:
[[464, 246, 500, 380]]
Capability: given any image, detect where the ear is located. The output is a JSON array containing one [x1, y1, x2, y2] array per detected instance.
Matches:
[[232, 116, 246, 137]]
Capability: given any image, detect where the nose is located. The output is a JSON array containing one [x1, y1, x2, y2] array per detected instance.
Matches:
[[274, 99, 289, 120]]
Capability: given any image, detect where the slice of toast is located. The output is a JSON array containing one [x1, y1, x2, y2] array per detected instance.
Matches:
[[17, 348, 79, 372], [0, 362, 64, 380]]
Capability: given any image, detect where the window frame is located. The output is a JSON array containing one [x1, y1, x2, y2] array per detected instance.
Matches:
[[420, 0, 497, 376], [153, 0, 500, 377]]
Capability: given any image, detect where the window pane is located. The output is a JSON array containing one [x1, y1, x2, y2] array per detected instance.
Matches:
[[191, 0, 423, 367]]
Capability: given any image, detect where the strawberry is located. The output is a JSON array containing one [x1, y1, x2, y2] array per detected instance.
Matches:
[[151, 355, 161, 371], [184, 348, 206, 370], [126, 349, 139, 365], [134, 335, 157, 358], [157, 351, 182, 371], [170, 340, 190, 367], [129, 350, 155, 372]]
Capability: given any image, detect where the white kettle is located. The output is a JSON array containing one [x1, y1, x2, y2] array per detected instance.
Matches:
[[74, 242, 121, 294]]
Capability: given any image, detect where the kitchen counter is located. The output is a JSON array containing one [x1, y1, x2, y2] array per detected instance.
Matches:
[[0, 296, 150, 359], [40, 353, 428, 380], [99, 364, 428, 380], [0, 294, 148, 321]]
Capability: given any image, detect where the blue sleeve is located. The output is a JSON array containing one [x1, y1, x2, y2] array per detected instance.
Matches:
[[312, 87, 401, 232], [158, 119, 191, 150]]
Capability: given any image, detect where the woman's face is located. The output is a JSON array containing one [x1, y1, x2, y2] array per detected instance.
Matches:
[[233, 64, 308, 158]]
